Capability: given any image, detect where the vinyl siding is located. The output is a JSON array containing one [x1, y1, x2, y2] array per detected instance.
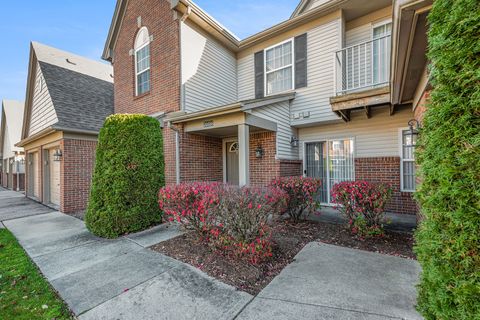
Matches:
[[298, 107, 414, 158], [181, 22, 237, 113], [345, 24, 372, 47], [2, 123, 12, 159], [29, 63, 57, 136], [290, 18, 342, 125], [237, 54, 255, 101], [304, 0, 330, 12], [250, 101, 299, 160]]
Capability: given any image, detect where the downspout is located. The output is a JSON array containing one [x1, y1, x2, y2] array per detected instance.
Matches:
[[167, 121, 181, 184]]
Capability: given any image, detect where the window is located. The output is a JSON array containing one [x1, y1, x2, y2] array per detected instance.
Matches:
[[305, 139, 355, 204], [265, 39, 293, 95], [401, 129, 416, 192], [134, 27, 151, 96], [372, 21, 392, 85]]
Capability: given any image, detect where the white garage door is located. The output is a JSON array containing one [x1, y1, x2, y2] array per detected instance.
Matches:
[[32, 152, 40, 198], [49, 148, 60, 206]]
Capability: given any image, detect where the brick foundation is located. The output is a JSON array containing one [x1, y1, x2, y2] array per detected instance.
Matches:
[[355, 157, 417, 215]]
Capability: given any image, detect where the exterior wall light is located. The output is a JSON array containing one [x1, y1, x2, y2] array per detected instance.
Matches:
[[407, 119, 421, 146], [290, 136, 299, 147], [255, 145, 264, 158], [53, 149, 63, 161]]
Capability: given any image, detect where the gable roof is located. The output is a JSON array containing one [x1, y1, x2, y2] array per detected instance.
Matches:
[[102, 0, 349, 59], [1, 100, 25, 158], [19, 42, 114, 143]]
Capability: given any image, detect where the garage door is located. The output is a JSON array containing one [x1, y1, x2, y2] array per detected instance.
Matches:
[[49, 148, 60, 206], [32, 153, 40, 198]]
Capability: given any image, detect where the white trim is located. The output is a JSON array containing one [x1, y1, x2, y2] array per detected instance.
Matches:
[[399, 127, 416, 192], [302, 137, 356, 205], [264, 38, 295, 97], [134, 27, 151, 96]]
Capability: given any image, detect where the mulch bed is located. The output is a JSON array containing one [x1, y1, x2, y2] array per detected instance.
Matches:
[[151, 219, 415, 295]]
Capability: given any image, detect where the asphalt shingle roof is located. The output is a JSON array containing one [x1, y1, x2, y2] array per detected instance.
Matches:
[[39, 61, 114, 133]]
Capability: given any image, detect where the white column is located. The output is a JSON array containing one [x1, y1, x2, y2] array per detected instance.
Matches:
[[238, 124, 250, 187]]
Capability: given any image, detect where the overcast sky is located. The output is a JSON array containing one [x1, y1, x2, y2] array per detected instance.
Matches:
[[0, 0, 298, 105]]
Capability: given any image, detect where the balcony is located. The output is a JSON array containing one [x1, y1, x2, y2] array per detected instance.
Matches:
[[331, 35, 392, 121]]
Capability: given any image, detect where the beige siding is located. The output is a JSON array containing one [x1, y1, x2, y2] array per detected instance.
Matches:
[[250, 101, 299, 160], [181, 22, 237, 113], [237, 54, 255, 101], [298, 107, 414, 158], [290, 18, 342, 125], [304, 0, 330, 12], [345, 24, 372, 47], [29, 63, 57, 136]]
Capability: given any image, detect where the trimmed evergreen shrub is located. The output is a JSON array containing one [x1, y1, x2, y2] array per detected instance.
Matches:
[[414, 1, 480, 319], [85, 114, 165, 238]]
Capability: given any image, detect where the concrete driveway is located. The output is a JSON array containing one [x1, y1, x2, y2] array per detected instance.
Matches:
[[0, 188, 53, 221], [2, 190, 422, 319]]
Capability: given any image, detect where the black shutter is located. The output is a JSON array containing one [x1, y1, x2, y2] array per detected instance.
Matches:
[[295, 33, 307, 89], [254, 51, 264, 99]]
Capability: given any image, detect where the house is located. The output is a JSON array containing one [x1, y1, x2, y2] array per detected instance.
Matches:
[[16, 42, 114, 213], [102, 0, 431, 215], [1, 100, 25, 191]]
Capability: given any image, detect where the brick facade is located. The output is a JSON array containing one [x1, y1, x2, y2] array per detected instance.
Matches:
[[112, 0, 181, 186], [24, 138, 97, 214], [60, 139, 97, 213], [355, 157, 417, 215]]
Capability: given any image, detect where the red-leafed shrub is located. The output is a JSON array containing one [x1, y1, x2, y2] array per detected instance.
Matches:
[[331, 181, 392, 237], [158, 182, 287, 264], [211, 186, 287, 263], [158, 182, 221, 237], [269, 176, 321, 222]]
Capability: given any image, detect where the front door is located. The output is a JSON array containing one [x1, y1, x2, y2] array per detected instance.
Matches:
[[226, 141, 239, 185], [305, 139, 355, 204], [48, 148, 60, 206]]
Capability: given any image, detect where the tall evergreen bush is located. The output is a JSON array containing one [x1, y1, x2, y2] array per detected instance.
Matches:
[[85, 114, 164, 238], [414, 0, 480, 318]]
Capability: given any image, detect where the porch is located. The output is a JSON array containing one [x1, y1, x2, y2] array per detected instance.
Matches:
[[166, 97, 302, 187]]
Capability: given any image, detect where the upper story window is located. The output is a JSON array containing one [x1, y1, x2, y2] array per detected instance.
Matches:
[[134, 27, 151, 96], [265, 39, 293, 96]]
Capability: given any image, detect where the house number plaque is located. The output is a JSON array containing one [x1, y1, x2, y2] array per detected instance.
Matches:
[[203, 120, 214, 128]]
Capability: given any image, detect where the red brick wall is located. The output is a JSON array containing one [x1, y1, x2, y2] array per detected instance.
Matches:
[[250, 132, 278, 187], [60, 139, 97, 213], [112, 0, 180, 185], [113, 0, 180, 115], [12, 173, 25, 191], [355, 157, 417, 215], [179, 128, 223, 183], [414, 90, 431, 123]]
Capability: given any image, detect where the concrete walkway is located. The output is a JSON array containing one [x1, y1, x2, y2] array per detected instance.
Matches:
[[0, 188, 54, 221], [238, 242, 422, 320], [1, 190, 422, 319], [3, 211, 251, 319]]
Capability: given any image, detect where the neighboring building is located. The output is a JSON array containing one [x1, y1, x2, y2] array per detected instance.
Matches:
[[102, 0, 431, 215], [16, 42, 114, 213], [1, 100, 25, 191]]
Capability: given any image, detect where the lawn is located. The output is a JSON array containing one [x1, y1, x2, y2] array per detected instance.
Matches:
[[0, 229, 73, 320]]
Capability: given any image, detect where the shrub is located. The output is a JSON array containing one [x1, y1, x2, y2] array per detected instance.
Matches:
[[158, 182, 287, 263], [414, 1, 480, 318], [331, 181, 392, 237], [158, 182, 221, 238], [269, 176, 321, 222], [85, 114, 164, 238], [211, 186, 287, 263]]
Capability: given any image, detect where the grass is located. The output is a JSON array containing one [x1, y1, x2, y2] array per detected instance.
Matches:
[[0, 229, 73, 319]]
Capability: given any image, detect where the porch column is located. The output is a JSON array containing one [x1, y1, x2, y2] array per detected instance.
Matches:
[[238, 124, 250, 187]]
